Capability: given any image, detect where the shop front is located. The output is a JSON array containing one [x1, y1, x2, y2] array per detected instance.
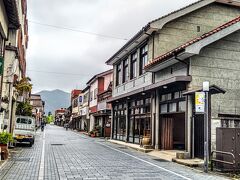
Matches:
[[112, 92, 152, 145], [159, 87, 186, 150]]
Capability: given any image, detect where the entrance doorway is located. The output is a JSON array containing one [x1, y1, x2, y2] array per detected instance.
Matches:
[[160, 113, 185, 150], [193, 114, 204, 158]]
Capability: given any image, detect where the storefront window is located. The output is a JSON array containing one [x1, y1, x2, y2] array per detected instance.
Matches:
[[161, 104, 168, 113], [161, 93, 172, 101], [179, 101, 186, 112], [169, 103, 177, 112], [113, 103, 127, 141], [160, 90, 186, 114], [129, 117, 134, 143], [129, 96, 151, 144]]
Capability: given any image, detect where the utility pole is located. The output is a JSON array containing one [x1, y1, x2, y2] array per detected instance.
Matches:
[[203, 81, 209, 173]]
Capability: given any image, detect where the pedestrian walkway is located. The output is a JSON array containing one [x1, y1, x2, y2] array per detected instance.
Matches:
[[0, 125, 228, 180]]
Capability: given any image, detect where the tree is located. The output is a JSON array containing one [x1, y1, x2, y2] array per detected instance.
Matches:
[[16, 101, 32, 116]]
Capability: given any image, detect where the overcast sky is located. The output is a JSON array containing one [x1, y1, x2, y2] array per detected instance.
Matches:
[[27, 0, 198, 93]]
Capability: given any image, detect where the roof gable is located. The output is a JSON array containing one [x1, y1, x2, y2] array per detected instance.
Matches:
[[145, 16, 240, 72], [106, 0, 219, 65]]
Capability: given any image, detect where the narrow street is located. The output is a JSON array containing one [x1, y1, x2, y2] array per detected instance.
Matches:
[[0, 125, 227, 180]]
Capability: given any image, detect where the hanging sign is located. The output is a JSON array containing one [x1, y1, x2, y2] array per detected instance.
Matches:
[[195, 92, 205, 113]]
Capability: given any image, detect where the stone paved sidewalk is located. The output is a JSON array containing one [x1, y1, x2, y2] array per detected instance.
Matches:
[[0, 125, 229, 180]]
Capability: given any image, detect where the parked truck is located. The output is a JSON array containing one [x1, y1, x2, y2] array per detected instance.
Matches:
[[13, 116, 36, 147]]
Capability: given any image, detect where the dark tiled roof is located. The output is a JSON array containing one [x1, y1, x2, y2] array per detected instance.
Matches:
[[145, 16, 240, 70], [86, 69, 113, 85]]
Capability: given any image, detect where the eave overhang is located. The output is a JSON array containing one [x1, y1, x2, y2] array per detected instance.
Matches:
[[3, 0, 20, 29], [107, 75, 191, 103], [146, 16, 240, 72], [105, 0, 217, 66], [183, 84, 226, 95], [106, 26, 157, 65]]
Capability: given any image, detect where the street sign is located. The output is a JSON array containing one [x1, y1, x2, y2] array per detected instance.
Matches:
[[195, 92, 205, 113]]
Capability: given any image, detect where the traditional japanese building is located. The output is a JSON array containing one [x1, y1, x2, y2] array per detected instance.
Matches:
[[70, 89, 81, 129], [87, 69, 113, 136], [106, 0, 240, 158], [0, 0, 29, 134], [30, 94, 45, 128], [55, 108, 67, 126], [79, 86, 90, 132]]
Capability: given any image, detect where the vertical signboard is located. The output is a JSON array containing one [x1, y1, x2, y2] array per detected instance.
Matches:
[[195, 92, 205, 113]]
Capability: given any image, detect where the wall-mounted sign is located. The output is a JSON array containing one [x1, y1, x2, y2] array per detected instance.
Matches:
[[195, 92, 205, 113], [79, 96, 82, 103]]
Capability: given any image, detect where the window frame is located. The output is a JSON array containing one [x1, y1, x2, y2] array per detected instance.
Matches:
[[139, 44, 148, 75], [130, 51, 137, 80], [116, 62, 122, 86], [122, 58, 129, 83]]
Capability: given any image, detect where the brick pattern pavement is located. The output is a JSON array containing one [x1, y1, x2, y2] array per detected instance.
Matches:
[[0, 126, 228, 180], [0, 132, 42, 180]]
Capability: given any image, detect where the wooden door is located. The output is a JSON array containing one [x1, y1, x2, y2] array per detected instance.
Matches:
[[161, 117, 173, 150]]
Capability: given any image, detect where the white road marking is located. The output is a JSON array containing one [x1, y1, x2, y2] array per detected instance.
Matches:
[[38, 130, 45, 180], [98, 142, 192, 180]]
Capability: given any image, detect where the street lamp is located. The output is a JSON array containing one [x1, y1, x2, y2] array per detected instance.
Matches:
[[203, 81, 209, 173]]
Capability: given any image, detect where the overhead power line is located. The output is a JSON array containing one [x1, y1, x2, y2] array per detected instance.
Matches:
[[27, 69, 91, 76], [28, 20, 129, 41]]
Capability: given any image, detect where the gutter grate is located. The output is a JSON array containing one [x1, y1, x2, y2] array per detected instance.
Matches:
[[12, 157, 31, 162], [51, 144, 64, 146], [152, 158, 169, 162]]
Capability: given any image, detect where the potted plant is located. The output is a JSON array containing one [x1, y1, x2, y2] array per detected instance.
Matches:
[[88, 131, 95, 137], [95, 125, 101, 137], [0, 132, 13, 160], [15, 77, 32, 96]]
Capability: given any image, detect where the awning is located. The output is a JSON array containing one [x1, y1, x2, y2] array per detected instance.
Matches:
[[182, 85, 226, 96], [108, 75, 191, 103]]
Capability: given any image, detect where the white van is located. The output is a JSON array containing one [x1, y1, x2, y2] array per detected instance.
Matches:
[[13, 116, 36, 147]]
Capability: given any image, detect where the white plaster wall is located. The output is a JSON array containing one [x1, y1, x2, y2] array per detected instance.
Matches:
[[0, 0, 8, 38], [89, 80, 98, 108]]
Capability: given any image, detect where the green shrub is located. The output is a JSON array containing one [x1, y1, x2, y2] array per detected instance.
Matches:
[[0, 132, 13, 144]]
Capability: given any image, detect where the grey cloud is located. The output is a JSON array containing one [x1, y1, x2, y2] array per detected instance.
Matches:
[[27, 0, 198, 93]]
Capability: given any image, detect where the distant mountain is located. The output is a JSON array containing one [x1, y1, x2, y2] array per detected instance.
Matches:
[[37, 89, 70, 115]]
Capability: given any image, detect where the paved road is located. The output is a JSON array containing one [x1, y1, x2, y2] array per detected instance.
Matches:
[[0, 125, 227, 180]]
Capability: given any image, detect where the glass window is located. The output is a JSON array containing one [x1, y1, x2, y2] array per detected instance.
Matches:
[[116, 63, 122, 86], [90, 91, 93, 101], [145, 98, 151, 104], [16, 118, 31, 124], [122, 59, 128, 83], [179, 101, 186, 112], [94, 89, 98, 99], [174, 92, 180, 99], [169, 103, 177, 112], [161, 93, 172, 101], [160, 104, 168, 113], [139, 44, 148, 75], [130, 52, 137, 79]]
